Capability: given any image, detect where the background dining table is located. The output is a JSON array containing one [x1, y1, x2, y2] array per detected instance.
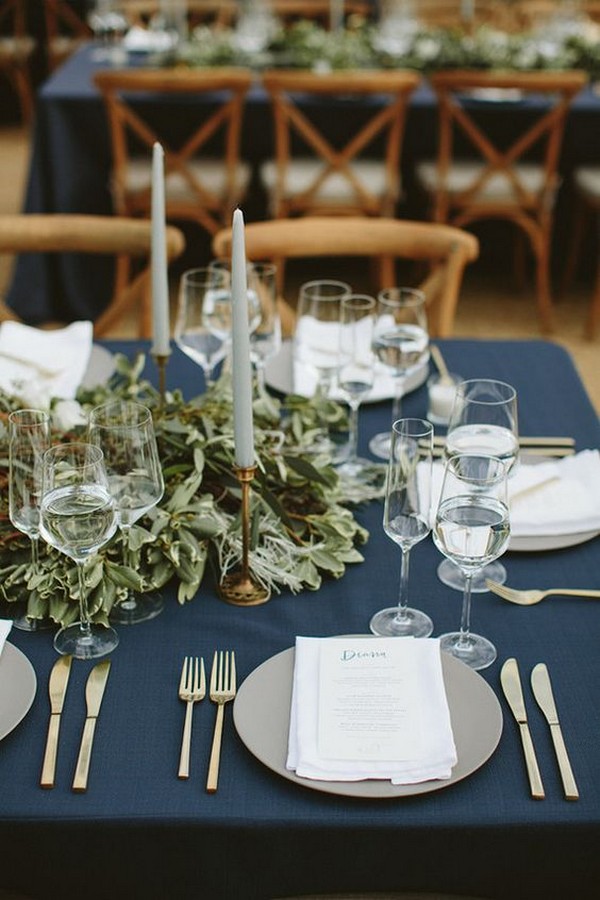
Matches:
[[6, 40, 600, 324], [0, 337, 599, 900]]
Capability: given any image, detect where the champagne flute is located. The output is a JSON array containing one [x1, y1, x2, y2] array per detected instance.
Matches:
[[89, 400, 165, 625], [174, 267, 231, 391], [39, 442, 119, 659], [336, 294, 376, 481], [369, 287, 429, 460], [8, 409, 52, 632], [433, 453, 510, 670], [439, 378, 518, 593], [369, 418, 434, 637]]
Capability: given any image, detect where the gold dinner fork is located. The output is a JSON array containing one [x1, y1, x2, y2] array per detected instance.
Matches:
[[486, 579, 600, 606], [206, 650, 236, 793], [178, 656, 206, 779]]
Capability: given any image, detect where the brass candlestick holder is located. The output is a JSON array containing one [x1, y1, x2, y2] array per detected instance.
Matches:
[[218, 465, 271, 607], [152, 351, 170, 406]]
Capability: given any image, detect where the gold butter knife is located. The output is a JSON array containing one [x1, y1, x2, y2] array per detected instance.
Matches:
[[40, 655, 73, 789], [500, 658, 545, 799], [72, 660, 111, 793], [531, 663, 579, 801]]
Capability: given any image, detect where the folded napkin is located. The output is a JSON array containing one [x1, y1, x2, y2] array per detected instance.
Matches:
[[0, 321, 93, 406], [123, 25, 176, 52], [287, 636, 457, 784], [0, 619, 12, 658]]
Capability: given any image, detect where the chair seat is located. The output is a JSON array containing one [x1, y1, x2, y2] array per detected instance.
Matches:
[[574, 165, 600, 202], [123, 158, 252, 205], [260, 157, 395, 206], [416, 159, 550, 206], [0, 36, 36, 62]]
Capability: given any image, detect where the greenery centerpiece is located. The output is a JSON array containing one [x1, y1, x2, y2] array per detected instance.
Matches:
[[0, 354, 384, 628]]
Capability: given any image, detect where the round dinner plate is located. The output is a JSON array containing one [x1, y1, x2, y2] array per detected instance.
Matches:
[[0, 642, 37, 741], [81, 344, 115, 389], [509, 530, 600, 552], [264, 340, 429, 403], [233, 642, 503, 799]]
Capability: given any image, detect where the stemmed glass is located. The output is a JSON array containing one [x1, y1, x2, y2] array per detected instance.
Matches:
[[439, 378, 518, 593], [89, 400, 164, 625], [433, 453, 510, 670], [39, 442, 119, 659], [174, 267, 231, 391], [369, 418, 434, 637], [336, 294, 376, 481], [8, 409, 52, 632], [369, 287, 429, 460], [86, 1, 129, 62]]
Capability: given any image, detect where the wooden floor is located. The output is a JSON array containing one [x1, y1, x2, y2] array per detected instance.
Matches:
[[1, 124, 598, 413]]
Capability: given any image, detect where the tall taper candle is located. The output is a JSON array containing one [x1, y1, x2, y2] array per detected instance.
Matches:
[[151, 142, 171, 357], [231, 208, 255, 468]]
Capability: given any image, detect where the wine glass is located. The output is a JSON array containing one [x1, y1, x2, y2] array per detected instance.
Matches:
[[369, 417, 434, 637], [87, 0, 129, 63], [336, 294, 376, 481], [369, 287, 429, 460], [439, 378, 518, 593], [89, 400, 165, 625], [39, 442, 119, 659], [433, 453, 510, 670], [174, 267, 231, 391], [8, 409, 52, 632]]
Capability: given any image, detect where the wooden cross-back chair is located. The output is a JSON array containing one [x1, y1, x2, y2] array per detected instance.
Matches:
[[270, 0, 371, 27], [0, 214, 185, 338], [94, 67, 253, 238], [561, 165, 600, 339], [406, 0, 515, 32], [259, 69, 421, 221], [212, 216, 479, 338], [42, 0, 91, 72], [0, 0, 36, 123], [415, 69, 587, 332]]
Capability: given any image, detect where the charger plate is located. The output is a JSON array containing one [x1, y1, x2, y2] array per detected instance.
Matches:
[[0, 642, 37, 741], [233, 640, 503, 799]]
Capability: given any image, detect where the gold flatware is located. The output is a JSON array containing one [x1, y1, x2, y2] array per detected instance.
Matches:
[[178, 656, 206, 780], [500, 658, 545, 799], [531, 663, 579, 801], [72, 660, 111, 793], [206, 650, 236, 794], [40, 655, 72, 789], [487, 580, 600, 606]]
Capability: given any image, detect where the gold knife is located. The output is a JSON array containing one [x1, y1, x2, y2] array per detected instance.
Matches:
[[500, 658, 545, 799], [531, 663, 579, 801], [72, 660, 111, 793], [41, 655, 73, 789]]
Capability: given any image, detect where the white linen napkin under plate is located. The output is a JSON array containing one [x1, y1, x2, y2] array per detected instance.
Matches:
[[0, 620, 12, 658], [287, 636, 457, 784], [0, 320, 93, 405]]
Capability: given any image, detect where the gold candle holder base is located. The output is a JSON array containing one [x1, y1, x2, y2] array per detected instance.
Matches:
[[217, 465, 271, 607], [152, 351, 171, 405]]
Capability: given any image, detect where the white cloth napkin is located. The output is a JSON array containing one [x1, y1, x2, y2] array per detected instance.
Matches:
[[0, 321, 93, 406], [0, 619, 12, 657], [287, 636, 457, 784], [123, 25, 175, 51]]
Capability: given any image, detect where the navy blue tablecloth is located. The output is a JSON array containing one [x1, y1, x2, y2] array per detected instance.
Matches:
[[1, 339, 599, 900]]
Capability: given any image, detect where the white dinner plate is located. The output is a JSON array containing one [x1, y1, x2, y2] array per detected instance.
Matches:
[[81, 344, 115, 389], [233, 640, 503, 799], [509, 530, 600, 552], [264, 340, 428, 402], [0, 642, 37, 741]]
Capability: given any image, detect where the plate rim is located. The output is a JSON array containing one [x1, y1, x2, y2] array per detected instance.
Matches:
[[509, 529, 600, 552], [0, 641, 37, 741], [233, 638, 503, 799]]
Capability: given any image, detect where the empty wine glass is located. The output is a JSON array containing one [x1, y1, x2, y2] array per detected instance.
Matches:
[[39, 442, 119, 659], [369, 287, 429, 460], [433, 453, 510, 670], [174, 267, 231, 391], [439, 378, 518, 593], [89, 400, 165, 625], [87, 0, 129, 62], [370, 418, 434, 637], [8, 409, 52, 631], [336, 294, 376, 481]]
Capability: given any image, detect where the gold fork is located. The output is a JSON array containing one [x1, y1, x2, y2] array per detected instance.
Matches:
[[206, 650, 236, 793], [178, 656, 206, 779], [486, 579, 600, 606]]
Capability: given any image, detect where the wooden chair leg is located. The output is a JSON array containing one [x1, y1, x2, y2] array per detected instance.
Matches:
[[11, 65, 34, 125], [585, 252, 600, 340], [534, 239, 555, 334], [561, 192, 590, 298]]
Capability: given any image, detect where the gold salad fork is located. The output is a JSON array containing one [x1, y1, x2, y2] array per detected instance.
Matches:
[[206, 650, 236, 793], [178, 656, 206, 779], [486, 580, 600, 606]]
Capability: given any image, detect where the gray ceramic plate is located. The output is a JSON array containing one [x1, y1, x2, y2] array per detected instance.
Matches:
[[0, 642, 37, 741]]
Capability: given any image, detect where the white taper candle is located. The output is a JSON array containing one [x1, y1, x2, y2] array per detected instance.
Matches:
[[231, 208, 255, 468], [151, 142, 171, 357]]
